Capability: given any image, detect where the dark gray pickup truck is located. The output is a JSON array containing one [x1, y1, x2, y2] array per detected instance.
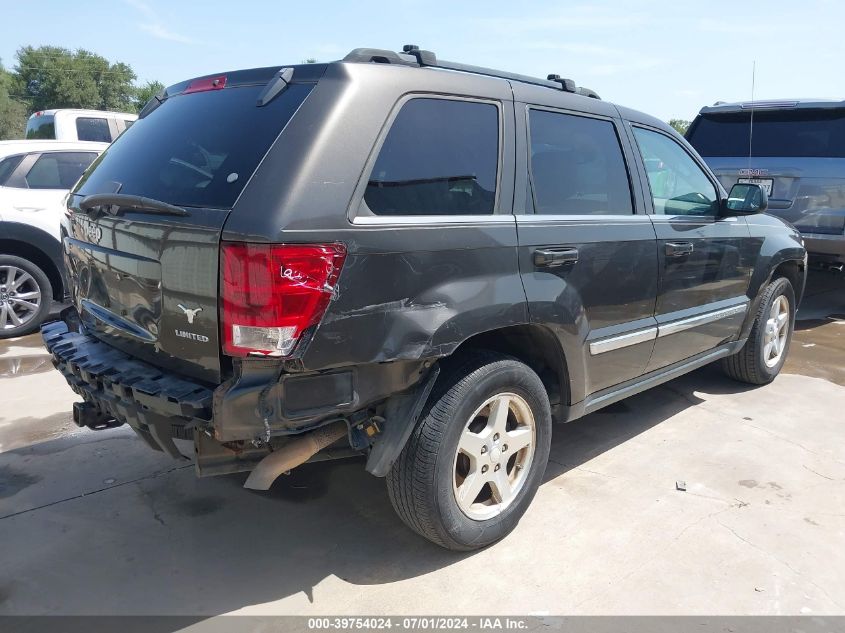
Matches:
[[43, 46, 806, 550]]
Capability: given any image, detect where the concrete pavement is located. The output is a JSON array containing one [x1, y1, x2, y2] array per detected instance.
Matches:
[[1, 272, 843, 616]]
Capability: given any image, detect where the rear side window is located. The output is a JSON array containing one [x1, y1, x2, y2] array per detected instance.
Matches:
[[528, 110, 633, 215], [688, 110, 845, 158], [25, 152, 98, 189], [25, 115, 56, 139], [75, 83, 314, 209], [76, 117, 112, 142], [364, 98, 499, 216], [0, 155, 24, 186]]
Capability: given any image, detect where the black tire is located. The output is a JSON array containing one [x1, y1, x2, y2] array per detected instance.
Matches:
[[387, 351, 552, 551], [721, 276, 796, 385], [0, 254, 53, 340]]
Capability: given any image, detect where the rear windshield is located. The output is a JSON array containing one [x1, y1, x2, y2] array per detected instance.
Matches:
[[687, 110, 845, 158], [74, 83, 314, 209], [25, 115, 56, 139]]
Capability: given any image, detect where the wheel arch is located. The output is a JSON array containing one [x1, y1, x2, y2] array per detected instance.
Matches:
[[446, 324, 571, 411], [740, 253, 806, 341], [0, 222, 65, 301]]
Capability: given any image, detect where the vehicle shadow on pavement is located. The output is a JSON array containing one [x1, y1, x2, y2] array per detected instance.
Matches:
[[0, 364, 754, 617], [543, 364, 751, 482]]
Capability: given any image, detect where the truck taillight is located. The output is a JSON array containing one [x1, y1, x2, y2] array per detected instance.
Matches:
[[220, 242, 346, 358]]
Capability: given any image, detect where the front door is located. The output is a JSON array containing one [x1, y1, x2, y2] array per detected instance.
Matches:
[[629, 125, 753, 371], [515, 106, 659, 404]]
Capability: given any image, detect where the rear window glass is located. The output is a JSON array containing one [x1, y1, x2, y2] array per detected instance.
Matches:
[[76, 117, 112, 142], [25, 115, 56, 139], [75, 83, 314, 209], [364, 98, 499, 216], [26, 152, 98, 189], [688, 110, 845, 158]]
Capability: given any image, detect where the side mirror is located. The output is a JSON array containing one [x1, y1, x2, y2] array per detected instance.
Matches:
[[721, 183, 768, 216]]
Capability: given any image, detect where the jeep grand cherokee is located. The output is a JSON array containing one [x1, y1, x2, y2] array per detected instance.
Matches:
[[43, 46, 806, 550]]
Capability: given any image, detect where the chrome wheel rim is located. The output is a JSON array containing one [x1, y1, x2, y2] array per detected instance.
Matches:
[[0, 265, 42, 332], [763, 294, 790, 368], [452, 392, 536, 521]]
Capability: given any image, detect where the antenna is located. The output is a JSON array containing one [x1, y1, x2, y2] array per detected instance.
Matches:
[[748, 60, 756, 167]]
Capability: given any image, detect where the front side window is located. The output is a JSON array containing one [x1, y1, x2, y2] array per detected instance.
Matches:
[[25, 152, 98, 190], [75, 117, 112, 142], [633, 127, 718, 216], [528, 109, 633, 215], [364, 98, 499, 216]]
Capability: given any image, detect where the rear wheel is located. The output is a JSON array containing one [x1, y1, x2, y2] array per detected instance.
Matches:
[[0, 255, 53, 339], [387, 352, 552, 550], [721, 276, 795, 385]]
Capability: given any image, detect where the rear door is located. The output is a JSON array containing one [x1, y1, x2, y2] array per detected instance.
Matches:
[[65, 75, 318, 383], [629, 125, 753, 371], [514, 102, 659, 401]]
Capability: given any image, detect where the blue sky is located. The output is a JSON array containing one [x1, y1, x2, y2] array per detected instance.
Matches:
[[1, 0, 843, 121]]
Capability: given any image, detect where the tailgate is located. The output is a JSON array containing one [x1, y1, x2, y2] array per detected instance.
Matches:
[[63, 67, 320, 383], [707, 157, 845, 237], [66, 206, 227, 383]]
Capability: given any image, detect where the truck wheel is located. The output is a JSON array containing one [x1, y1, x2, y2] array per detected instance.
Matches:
[[0, 255, 53, 340], [721, 277, 795, 385], [387, 352, 552, 551]]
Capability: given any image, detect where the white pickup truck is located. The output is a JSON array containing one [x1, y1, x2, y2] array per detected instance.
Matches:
[[25, 109, 137, 143]]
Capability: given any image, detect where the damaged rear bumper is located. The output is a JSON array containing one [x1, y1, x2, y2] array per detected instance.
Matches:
[[42, 316, 436, 477], [43, 320, 213, 458]]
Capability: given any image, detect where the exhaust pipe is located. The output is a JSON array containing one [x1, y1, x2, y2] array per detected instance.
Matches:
[[244, 421, 348, 490]]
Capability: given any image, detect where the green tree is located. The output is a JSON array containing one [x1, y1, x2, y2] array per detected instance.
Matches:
[[133, 79, 165, 112], [13, 45, 137, 112], [669, 118, 691, 135], [0, 58, 27, 140]]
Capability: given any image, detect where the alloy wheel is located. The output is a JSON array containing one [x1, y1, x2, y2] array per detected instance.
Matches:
[[763, 294, 790, 368], [0, 265, 42, 332], [452, 392, 536, 521]]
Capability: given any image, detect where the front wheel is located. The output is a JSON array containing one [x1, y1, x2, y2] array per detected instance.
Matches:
[[721, 276, 796, 385], [387, 352, 552, 550], [0, 255, 53, 339]]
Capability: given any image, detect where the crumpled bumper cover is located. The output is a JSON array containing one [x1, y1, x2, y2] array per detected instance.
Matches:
[[42, 320, 213, 456]]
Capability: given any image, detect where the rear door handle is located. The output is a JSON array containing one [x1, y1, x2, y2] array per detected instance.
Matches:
[[533, 247, 579, 268], [665, 242, 694, 257]]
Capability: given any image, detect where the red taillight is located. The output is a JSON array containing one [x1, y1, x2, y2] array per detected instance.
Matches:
[[220, 242, 347, 357], [183, 75, 227, 94]]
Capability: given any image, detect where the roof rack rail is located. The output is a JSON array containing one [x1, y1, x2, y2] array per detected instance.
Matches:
[[342, 45, 600, 100]]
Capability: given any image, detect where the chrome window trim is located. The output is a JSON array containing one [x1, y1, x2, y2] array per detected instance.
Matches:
[[589, 327, 657, 356], [657, 303, 748, 338], [351, 214, 515, 226]]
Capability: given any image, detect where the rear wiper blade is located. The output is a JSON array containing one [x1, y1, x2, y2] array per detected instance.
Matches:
[[79, 193, 189, 218]]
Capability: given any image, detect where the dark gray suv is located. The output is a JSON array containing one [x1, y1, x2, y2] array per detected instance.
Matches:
[[687, 99, 845, 268], [43, 46, 806, 550]]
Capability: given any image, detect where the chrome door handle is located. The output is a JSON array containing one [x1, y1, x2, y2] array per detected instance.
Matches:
[[534, 247, 579, 268], [666, 242, 693, 257]]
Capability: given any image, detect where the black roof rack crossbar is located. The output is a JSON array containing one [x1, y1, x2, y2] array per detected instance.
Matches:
[[343, 45, 600, 99]]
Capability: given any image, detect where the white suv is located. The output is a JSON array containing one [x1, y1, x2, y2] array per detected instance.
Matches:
[[0, 140, 108, 338], [25, 109, 137, 143]]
